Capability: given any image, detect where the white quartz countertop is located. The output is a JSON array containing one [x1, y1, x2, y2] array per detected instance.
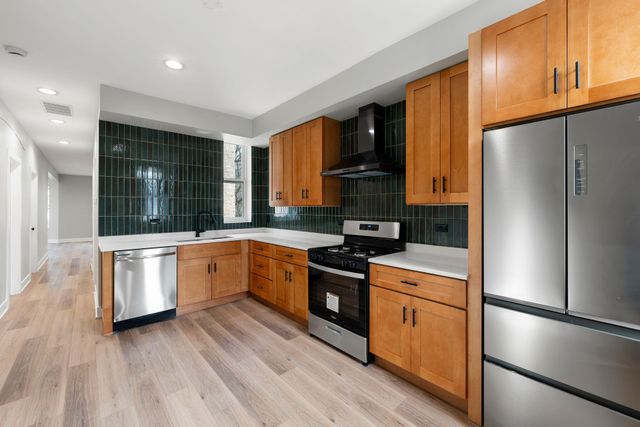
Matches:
[[98, 228, 343, 253], [370, 243, 468, 280]]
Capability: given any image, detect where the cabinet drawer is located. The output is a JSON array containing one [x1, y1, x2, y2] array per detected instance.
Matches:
[[273, 245, 307, 267], [178, 241, 241, 260], [369, 264, 466, 309], [250, 273, 273, 302], [250, 254, 273, 280], [250, 241, 273, 256]]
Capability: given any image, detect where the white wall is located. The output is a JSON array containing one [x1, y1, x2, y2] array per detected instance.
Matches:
[[48, 174, 59, 241], [57, 174, 92, 241], [0, 97, 58, 318]]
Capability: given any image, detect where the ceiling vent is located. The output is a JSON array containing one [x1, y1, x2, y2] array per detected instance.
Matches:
[[42, 101, 72, 117]]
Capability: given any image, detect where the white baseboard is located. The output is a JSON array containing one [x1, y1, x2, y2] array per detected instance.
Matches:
[[36, 254, 48, 272], [0, 298, 9, 320], [49, 237, 92, 243], [11, 273, 31, 295]]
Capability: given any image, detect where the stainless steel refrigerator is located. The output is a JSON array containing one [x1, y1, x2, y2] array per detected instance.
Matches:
[[483, 101, 640, 426]]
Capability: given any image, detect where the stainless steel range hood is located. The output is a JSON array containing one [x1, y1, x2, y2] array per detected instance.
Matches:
[[321, 103, 403, 178]]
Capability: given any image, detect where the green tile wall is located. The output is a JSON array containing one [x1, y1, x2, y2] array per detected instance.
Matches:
[[98, 121, 266, 236], [265, 101, 468, 248]]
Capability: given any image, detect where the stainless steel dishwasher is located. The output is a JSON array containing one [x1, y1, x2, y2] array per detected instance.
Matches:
[[113, 246, 177, 330]]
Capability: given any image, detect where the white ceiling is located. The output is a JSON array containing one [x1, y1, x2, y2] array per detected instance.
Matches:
[[0, 0, 478, 176]]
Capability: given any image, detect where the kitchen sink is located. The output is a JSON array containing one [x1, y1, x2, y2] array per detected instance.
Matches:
[[176, 236, 232, 243]]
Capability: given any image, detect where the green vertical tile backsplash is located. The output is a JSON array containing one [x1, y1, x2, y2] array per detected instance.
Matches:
[[99, 100, 467, 248]]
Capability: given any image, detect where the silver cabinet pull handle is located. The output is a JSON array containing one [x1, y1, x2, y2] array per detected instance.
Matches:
[[325, 325, 342, 335]]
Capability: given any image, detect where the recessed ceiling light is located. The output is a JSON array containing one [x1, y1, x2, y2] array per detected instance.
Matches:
[[58, 140, 70, 145], [38, 87, 58, 95], [50, 118, 65, 124], [164, 59, 184, 70]]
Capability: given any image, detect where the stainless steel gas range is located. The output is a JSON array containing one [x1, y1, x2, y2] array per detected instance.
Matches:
[[307, 220, 404, 365]]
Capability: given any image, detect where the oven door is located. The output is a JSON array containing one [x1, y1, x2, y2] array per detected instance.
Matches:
[[308, 262, 367, 336]]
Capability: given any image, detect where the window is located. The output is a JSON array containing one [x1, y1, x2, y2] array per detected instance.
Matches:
[[223, 143, 251, 223]]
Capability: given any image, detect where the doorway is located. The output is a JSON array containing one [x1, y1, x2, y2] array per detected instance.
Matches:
[[9, 157, 22, 295], [30, 171, 38, 273]]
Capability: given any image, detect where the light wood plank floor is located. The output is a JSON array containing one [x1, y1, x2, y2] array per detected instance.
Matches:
[[0, 243, 471, 427]]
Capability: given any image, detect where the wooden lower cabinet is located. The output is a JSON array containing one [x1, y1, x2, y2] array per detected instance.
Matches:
[[370, 286, 412, 370], [274, 261, 294, 311], [370, 284, 467, 399], [261, 257, 308, 321], [211, 254, 243, 299], [411, 296, 466, 398], [178, 257, 212, 306], [291, 264, 308, 320]]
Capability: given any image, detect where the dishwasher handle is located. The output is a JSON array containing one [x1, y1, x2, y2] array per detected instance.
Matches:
[[116, 252, 176, 262]]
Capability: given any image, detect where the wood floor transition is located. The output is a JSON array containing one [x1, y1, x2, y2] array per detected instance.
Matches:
[[0, 243, 471, 426]]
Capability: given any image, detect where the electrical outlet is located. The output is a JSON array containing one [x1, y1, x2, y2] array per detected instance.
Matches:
[[435, 223, 448, 233]]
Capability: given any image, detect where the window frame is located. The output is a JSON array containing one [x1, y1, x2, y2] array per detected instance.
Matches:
[[223, 143, 252, 224]]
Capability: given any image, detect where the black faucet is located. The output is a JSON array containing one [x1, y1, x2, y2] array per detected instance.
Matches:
[[195, 211, 216, 237]]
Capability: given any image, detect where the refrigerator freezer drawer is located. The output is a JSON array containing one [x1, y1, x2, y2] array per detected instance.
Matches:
[[484, 362, 640, 427], [485, 304, 640, 412]]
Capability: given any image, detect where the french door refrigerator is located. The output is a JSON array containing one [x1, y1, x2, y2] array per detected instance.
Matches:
[[483, 101, 640, 427]]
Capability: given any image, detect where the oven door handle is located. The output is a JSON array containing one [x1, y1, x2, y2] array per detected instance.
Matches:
[[308, 262, 365, 280]]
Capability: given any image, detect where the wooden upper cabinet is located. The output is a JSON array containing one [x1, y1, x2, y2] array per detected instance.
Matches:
[[440, 62, 469, 204], [273, 116, 341, 207], [406, 62, 468, 205], [211, 254, 243, 299], [410, 297, 467, 399], [370, 286, 412, 370], [482, 0, 567, 126], [178, 257, 212, 307], [406, 72, 441, 204], [568, 0, 640, 107], [269, 130, 292, 207]]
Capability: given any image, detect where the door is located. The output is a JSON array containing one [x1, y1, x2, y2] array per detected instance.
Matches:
[[370, 286, 411, 370], [9, 158, 21, 295], [410, 297, 466, 398], [291, 264, 308, 320], [481, 0, 567, 125], [568, 0, 640, 107], [308, 262, 367, 336], [178, 257, 211, 306], [30, 172, 38, 272], [306, 118, 324, 205], [274, 260, 293, 311], [440, 62, 469, 204], [269, 130, 292, 206], [406, 72, 441, 204], [484, 118, 566, 310], [292, 124, 307, 206], [211, 254, 243, 299], [567, 101, 640, 327]]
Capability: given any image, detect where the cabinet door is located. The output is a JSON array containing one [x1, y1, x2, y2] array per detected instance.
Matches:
[[274, 261, 293, 312], [292, 124, 307, 206], [305, 118, 324, 206], [291, 264, 308, 320], [440, 62, 469, 204], [410, 297, 466, 398], [177, 257, 211, 307], [482, 0, 567, 125], [211, 254, 243, 299], [406, 72, 441, 204], [568, 0, 640, 107], [370, 286, 412, 370], [269, 134, 280, 206], [269, 130, 293, 207]]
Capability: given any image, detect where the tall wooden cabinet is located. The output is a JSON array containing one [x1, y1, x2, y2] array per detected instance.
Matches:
[[406, 62, 468, 205], [270, 117, 341, 207], [482, 0, 640, 126]]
